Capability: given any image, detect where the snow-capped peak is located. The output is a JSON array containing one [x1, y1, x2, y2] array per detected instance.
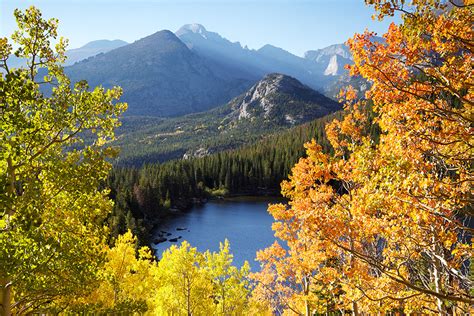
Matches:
[[176, 23, 208, 36]]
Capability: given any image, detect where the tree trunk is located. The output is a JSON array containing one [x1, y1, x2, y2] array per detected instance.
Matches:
[[221, 286, 226, 315], [433, 266, 446, 315], [303, 275, 311, 316], [186, 276, 191, 316], [1, 157, 14, 316], [348, 214, 359, 316], [1, 278, 11, 316], [352, 301, 359, 316], [431, 227, 447, 315]]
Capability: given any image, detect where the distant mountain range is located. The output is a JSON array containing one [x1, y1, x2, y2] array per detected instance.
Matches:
[[6, 39, 128, 69], [6, 24, 374, 118], [66, 30, 251, 117], [64, 39, 128, 65], [63, 24, 359, 117], [115, 73, 341, 165]]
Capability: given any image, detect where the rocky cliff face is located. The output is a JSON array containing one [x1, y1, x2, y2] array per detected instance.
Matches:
[[226, 73, 341, 126], [236, 74, 285, 119], [305, 43, 353, 62], [305, 44, 354, 77]]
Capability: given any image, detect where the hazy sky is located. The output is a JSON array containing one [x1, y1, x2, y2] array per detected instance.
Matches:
[[1, 0, 398, 57]]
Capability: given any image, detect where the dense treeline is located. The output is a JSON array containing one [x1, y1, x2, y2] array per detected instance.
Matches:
[[107, 111, 344, 244]]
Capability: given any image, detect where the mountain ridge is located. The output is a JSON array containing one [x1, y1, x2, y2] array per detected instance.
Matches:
[[63, 24, 364, 118], [115, 73, 341, 165], [65, 30, 253, 117], [4, 39, 128, 69], [65, 39, 128, 65]]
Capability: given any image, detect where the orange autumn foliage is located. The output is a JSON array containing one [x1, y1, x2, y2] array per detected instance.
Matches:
[[252, 1, 473, 314]]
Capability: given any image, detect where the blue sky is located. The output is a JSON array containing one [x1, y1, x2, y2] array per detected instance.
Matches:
[[1, 0, 398, 57]]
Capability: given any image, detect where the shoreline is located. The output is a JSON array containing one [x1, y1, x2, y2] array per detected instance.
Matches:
[[148, 194, 284, 238]]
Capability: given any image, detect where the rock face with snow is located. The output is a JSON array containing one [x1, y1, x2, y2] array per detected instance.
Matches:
[[226, 73, 341, 127], [305, 43, 354, 77], [305, 43, 353, 62], [323, 54, 352, 76], [304, 36, 384, 74]]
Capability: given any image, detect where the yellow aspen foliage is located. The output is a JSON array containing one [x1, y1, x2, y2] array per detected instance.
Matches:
[[152, 241, 214, 315], [69, 231, 159, 314], [0, 6, 126, 315], [150, 240, 266, 315], [203, 239, 252, 315]]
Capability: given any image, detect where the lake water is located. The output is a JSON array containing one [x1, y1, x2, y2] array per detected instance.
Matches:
[[151, 197, 281, 270]]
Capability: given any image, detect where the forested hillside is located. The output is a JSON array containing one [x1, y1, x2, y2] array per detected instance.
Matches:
[[107, 111, 344, 244], [115, 73, 341, 166]]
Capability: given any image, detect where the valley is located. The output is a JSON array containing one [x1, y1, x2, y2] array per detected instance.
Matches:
[[115, 73, 341, 165]]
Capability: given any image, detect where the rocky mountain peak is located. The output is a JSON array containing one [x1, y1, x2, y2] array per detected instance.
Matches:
[[228, 73, 340, 124], [305, 43, 352, 62], [143, 30, 184, 44], [252, 73, 307, 95], [236, 73, 301, 119], [176, 23, 208, 37]]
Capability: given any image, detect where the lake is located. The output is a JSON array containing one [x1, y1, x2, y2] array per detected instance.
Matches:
[[151, 197, 282, 270]]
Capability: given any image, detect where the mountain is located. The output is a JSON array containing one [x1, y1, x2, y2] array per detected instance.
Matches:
[[115, 73, 341, 165], [304, 36, 385, 97], [65, 30, 253, 117], [61, 25, 358, 118], [64, 39, 128, 65], [176, 23, 264, 80], [62, 25, 368, 119], [176, 24, 327, 90], [5, 39, 128, 69], [304, 44, 353, 77], [305, 43, 352, 62], [224, 73, 340, 126]]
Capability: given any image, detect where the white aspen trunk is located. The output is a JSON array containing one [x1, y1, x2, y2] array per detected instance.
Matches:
[[303, 276, 310, 316], [433, 267, 446, 315], [3, 158, 15, 316], [431, 226, 446, 315]]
